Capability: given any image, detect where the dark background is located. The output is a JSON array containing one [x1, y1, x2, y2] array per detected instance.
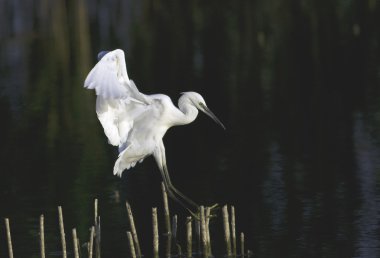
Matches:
[[0, 0, 380, 257]]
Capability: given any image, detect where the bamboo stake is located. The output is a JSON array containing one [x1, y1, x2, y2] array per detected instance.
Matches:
[[95, 216, 101, 258], [165, 232, 172, 258], [222, 205, 232, 256], [5, 218, 14, 258], [58, 206, 67, 258], [161, 182, 171, 235], [177, 243, 182, 257], [195, 217, 201, 255], [127, 231, 137, 258], [152, 207, 159, 258], [88, 226, 95, 258], [231, 206, 236, 257], [126, 202, 142, 257], [163, 183, 172, 258], [94, 199, 101, 258], [200, 206, 208, 258], [94, 199, 98, 226], [205, 207, 212, 256], [72, 228, 80, 258], [186, 217, 192, 258], [172, 215, 178, 241], [240, 232, 245, 257], [172, 215, 182, 256], [40, 215, 46, 258], [77, 237, 82, 258]]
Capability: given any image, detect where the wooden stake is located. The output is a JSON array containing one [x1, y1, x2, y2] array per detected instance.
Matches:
[[77, 237, 82, 258], [222, 205, 232, 256], [172, 215, 183, 256], [127, 231, 137, 258], [240, 232, 245, 257], [152, 207, 159, 258], [5, 218, 14, 258], [88, 226, 95, 258], [186, 217, 192, 258], [94, 199, 101, 258], [126, 202, 142, 257], [40, 215, 46, 258], [58, 206, 67, 258], [200, 206, 208, 258], [165, 232, 172, 258], [95, 216, 101, 258], [94, 199, 98, 226], [72, 228, 80, 258], [172, 215, 178, 241], [205, 207, 212, 256], [195, 216, 201, 255], [231, 206, 236, 256], [161, 182, 171, 235]]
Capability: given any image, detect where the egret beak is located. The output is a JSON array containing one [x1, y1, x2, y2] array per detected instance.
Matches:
[[200, 103, 226, 129], [97, 51, 110, 61]]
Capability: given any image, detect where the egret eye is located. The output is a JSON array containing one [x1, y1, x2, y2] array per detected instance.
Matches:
[[199, 102, 207, 109]]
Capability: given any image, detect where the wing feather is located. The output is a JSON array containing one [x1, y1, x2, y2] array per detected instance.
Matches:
[[84, 50, 128, 99], [85, 49, 153, 149], [84, 49, 151, 104]]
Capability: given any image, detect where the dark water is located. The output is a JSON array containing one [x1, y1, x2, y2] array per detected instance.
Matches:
[[0, 0, 380, 257]]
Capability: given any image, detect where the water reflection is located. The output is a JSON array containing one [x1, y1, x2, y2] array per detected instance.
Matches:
[[0, 0, 379, 257], [263, 143, 287, 234], [353, 113, 380, 258]]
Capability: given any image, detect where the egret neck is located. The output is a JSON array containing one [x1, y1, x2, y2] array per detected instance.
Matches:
[[176, 93, 200, 126]]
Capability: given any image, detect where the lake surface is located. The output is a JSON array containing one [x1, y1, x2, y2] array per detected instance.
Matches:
[[0, 0, 380, 257]]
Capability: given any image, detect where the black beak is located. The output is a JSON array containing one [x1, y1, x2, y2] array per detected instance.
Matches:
[[200, 103, 226, 130], [97, 51, 110, 61]]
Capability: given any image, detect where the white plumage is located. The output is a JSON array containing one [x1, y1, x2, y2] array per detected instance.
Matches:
[[84, 49, 225, 212]]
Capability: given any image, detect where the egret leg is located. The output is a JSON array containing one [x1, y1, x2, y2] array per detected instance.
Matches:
[[159, 143, 199, 209], [158, 165, 199, 215], [162, 163, 199, 208], [162, 165, 220, 219], [154, 140, 200, 216]]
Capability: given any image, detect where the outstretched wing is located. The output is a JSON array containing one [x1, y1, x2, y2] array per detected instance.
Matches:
[[84, 49, 150, 104], [84, 49, 151, 148]]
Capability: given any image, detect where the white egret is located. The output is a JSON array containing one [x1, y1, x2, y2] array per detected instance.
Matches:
[[84, 49, 225, 213]]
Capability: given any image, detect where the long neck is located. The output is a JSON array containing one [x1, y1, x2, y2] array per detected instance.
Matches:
[[175, 95, 199, 126]]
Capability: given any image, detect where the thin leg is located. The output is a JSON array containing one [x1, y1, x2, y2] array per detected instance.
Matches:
[[162, 163, 199, 208], [154, 141, 199, 215], [158, 167, 198, 217], [159, 142, 199, 209]]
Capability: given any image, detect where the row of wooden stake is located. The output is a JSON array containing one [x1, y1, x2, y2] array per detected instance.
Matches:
[[124, 183, 249, 257], [4, 203, 101, 258], [2, 183, 250, 257]]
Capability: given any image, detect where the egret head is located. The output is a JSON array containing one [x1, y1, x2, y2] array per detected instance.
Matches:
[[97, 51, 110, 61], [181, 92, 226, 129]]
